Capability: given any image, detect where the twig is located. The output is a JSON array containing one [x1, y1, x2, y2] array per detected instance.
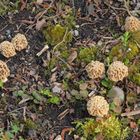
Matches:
[[123, 0, 131, 16], [56, 56, 72, 70], [20, 0, 27, 11], [121, 109, 140, 117], [37, 0, 54, 20], [36, 45, 49, 56], [104, 2, 127, 12], [53, 27, 68, 52]]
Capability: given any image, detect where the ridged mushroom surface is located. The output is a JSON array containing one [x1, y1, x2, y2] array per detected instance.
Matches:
[[87, 96, 109, 117], [0, 41, 16, 58], [125, 16, 140, 32], [0, 60, 10, 82], [85, 61, 105, 79], [107, 61, 128, 82], [12, 33, 28, 51]]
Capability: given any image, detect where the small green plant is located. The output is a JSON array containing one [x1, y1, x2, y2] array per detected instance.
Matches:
[[121, 32, 130, 47], [129, 63, 140, 85], [78, 46, 97, 63], [0, 80, 4, 88], [40, 89, 61, 105], [0, 0, 19, 15], [73, 115, 130, 140], [43, 24, 72, 46], [109, 32, 139, 63], [14, 87, 61, 105], [101, 77, 113, 89], [0, 123, 24, 140]]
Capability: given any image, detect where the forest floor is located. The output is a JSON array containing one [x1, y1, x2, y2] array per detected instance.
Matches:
[[0, 0, 140, 140]]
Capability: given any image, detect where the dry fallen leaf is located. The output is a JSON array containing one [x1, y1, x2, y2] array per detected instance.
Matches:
[[36, 18, 47, 31], [67, 51, 77, 64], [130, 121, 137, 129], [79, 83, 88, 90], [36, 0, 43, 4]]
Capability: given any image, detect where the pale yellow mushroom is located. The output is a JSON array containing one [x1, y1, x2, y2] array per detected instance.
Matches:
[[107, 61, 128, 82], [0, 60, 10, 82], [124, 16, 140, 32], [0, 41, 16, 58], [85, 61, 105, 79], [12, 33, 28, 51], [87, 96, 109, 117]]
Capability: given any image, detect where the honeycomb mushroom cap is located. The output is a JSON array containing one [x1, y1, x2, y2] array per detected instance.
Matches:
[[87, 96, 109, 117], [0, 60, 10, 82], [107, 61, 128, 82], [0, 41, 16, 58], [11, 33, 28, 51], [85, 61, 105, 79], [124, 16, 140, 32]]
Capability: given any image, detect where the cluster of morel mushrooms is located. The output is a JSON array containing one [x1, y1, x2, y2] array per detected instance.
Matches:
[[0, 33, 28, 82], [0, 16, 139, 117], [86, 16, 140, 117]]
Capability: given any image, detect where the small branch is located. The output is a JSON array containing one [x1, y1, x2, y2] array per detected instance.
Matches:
[[121, 109, 140, 117], [56, 56, 72, 70], [123, 0, 131, 16], [36, 45, 49, 56], [37, 0, 54, 20], [53, 27, 68, 52]]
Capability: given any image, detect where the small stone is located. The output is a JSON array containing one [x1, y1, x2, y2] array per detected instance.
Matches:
[[108, 86, 125, 105], [73, 30, 79, 36], [52, 86, 61, 93], [54, 135, 62, 140]]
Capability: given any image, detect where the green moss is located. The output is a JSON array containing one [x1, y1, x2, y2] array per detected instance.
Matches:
[[25, 119, 37, 129], [109, 40, 139, 62], [0, 0, 19, 15], [126, 41, 139, 60], [131, 31, 140, 44], [129, 64, 140, 85], [43, 24, 72, 46], [78, 46, 97, 63], [74, 115, 129, 140]]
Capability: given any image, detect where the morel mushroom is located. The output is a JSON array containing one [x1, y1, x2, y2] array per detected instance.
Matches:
[[0, 60, 10, 82], [124, 16, 140, 32], [85, 61, 105, 79], [107, 61, 128, 82], [12, 33, 28, 51], [87, 96, 109, 117], [0, 41, 16, 58]]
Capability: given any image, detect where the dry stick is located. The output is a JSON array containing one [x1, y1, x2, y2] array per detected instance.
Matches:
[[121, 109, 140, 117], [36, 44, 49, 56], [37, 0, 54, 20], [123, 0, 131, 16]]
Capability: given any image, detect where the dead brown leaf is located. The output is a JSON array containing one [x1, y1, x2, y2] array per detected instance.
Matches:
[[67, 51, 77, 64], [20, 0, 27, 11], [36, 0, 43, 4], [36, 18, 47, 31]]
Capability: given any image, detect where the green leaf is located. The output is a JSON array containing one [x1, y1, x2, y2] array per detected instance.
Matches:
[[101, 78, 112, 89], [0, 80, 3, 88], [6, 131, 14, 139], [47, 96, 60, 105], [32, 91, 46, 102], [40, 89, 52, 97], [11, 124, 20, 133]]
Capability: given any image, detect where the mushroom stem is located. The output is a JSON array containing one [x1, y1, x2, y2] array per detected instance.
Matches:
[[36, 45, 49, 57], [3, 78, 8, 83]]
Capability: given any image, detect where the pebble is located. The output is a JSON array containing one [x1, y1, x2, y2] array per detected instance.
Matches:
[[73, 30, 79, 36], [52, 86, 61, 93], [54, 135, 62, 140], [108, 86, 125, 104]]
